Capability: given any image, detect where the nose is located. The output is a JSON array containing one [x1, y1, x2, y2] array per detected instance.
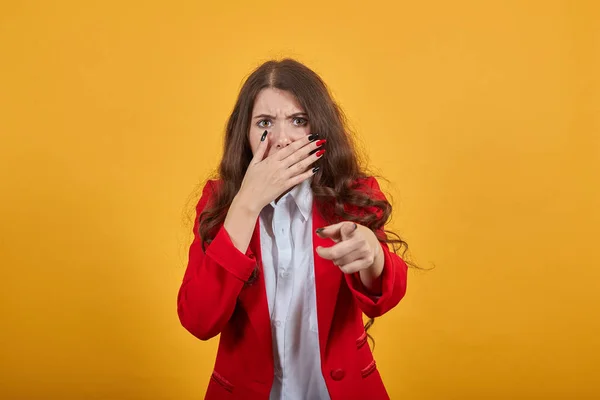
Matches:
[[271, 125, 292, 149]]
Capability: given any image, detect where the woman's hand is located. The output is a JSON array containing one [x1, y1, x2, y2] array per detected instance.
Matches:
[[315, 222, 385, 293], [237, 131, 325, 213]]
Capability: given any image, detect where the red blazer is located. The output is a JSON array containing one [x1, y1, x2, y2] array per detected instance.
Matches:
[[177, 176, 408, 400]]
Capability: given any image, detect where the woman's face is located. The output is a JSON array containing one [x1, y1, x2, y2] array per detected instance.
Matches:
[[248, 88, 311, 158]]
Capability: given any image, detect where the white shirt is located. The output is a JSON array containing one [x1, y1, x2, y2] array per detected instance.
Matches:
[[259, 178, 331, 400]]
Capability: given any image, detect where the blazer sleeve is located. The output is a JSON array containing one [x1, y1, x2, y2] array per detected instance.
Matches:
[[344, 176, 408, 318], [177, 180, 258, 340]]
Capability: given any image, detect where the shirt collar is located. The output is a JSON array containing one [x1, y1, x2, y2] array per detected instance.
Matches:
[[269, 176, 313, 221]]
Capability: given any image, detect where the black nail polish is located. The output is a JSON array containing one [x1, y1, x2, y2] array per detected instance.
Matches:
[[261, 130, 268, 142], [353, 223, 358, 231], [316, 228, 324, 234], [308, 133, 319, 141], [312, 166, 320, 174]]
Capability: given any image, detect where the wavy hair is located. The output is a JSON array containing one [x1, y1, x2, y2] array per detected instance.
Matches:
[[196, 59, 415, 345]]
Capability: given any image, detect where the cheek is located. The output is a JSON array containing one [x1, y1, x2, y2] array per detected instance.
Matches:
[[285, 124, 311, 149], [289, 124, 311, 142], [302, 122, 312, 135], [248, 131, 260, 155]]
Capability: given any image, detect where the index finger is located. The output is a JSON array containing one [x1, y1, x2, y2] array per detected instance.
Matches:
[[316, 239, 359, 261], [315, 221, 346, 243], [250, 130, 270, 165]]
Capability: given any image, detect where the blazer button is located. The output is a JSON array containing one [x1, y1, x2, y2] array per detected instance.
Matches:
[[330, 369, 345, 381]]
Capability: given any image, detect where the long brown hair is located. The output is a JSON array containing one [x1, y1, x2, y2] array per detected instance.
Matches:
[[197, 58, 414, 344]]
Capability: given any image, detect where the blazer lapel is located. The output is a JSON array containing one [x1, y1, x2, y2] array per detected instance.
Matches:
[[312, 202, 343, 356]]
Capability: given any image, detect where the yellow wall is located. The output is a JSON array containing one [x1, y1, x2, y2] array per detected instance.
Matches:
[[1, 1, 598, 398]]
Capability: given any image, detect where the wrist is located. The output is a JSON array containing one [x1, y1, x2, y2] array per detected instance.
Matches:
[[359, 259, 384, 296], [360, 242, 384, 281], [232, 192, 262, 217], [373, 240, 384, 268], [363, 254, 384, 279]]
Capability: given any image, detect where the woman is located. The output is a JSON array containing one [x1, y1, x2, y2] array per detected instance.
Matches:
[[178, 59, 409, 400]]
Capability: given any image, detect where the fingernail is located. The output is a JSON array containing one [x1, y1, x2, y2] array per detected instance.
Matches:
[[261, 130, 268, 142], [316, 149, 325, 158], [308, 133, 319, 141], [315, 139, 327, 147], [353, 223, 358, 230], [312, 166, 320, 174], [316, 228, 324, 234]]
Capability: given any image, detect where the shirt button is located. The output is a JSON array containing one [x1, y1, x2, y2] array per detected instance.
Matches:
[[280, 271, 290, 279], [330, 369, 345, 381], [274, 320, 281, 327]]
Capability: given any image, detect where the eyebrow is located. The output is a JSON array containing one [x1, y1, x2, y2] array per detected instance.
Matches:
[[253, 112, 308, 120]]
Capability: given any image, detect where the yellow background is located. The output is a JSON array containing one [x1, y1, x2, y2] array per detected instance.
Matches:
[[1, 1, 598, 399]]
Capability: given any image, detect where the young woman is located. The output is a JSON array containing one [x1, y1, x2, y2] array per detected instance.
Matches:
[[178, 59, 409, 400]]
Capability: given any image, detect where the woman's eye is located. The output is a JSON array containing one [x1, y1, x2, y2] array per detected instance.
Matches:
[[293, 117, 308, 126], [257, 119, 272, 128]]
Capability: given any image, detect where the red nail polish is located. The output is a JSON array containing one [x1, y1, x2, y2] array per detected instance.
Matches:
[[316, 149, 326, 157], [315, 139, 327, 147]]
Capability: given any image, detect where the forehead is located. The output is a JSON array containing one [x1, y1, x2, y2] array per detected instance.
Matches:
[[252, 88, 304, 114]]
